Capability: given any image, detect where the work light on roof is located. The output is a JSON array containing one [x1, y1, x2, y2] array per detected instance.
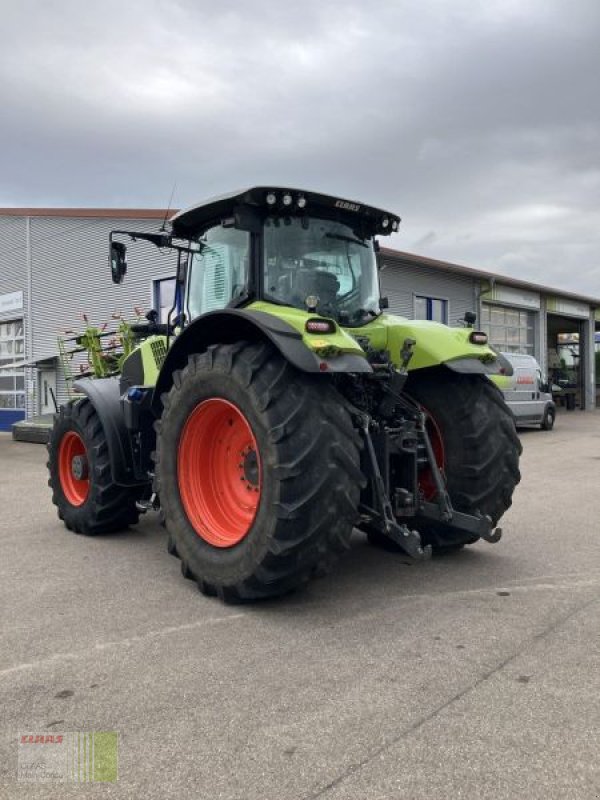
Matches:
[[382, 217, 390, 229], [266, 192, 277, 206], [282, 193, 293, 206], [297, 194, 307, 209], [391, 219, 399, 231]]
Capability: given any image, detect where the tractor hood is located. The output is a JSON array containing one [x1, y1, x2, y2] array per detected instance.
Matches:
[[353, 314, 508, 375]]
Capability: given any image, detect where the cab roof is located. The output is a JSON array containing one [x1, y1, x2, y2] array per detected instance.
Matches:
[[169, 186, 400, 239]]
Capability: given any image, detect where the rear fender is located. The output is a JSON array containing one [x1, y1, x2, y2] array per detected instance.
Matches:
[[152, 308, 371, 412], [381, 317, 511, 376]]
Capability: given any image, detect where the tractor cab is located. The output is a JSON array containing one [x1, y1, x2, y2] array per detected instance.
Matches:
[[111, 187, 400, 329]]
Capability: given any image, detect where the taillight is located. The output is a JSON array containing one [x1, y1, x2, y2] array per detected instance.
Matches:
[[306, 318, 336, 334], [469, 331, 488, 345]]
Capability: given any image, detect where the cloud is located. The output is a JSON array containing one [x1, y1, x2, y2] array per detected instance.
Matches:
[[1, 0, 599, 294]]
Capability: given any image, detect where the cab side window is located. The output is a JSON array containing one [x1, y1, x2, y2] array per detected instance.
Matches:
[[187, 227, 250, 319]]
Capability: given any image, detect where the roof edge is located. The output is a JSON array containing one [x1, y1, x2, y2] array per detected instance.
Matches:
[[380, 246, 600, 307], [0, 208, 176, 219]]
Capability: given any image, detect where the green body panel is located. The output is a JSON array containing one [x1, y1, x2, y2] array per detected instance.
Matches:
[[248, 302, 498, 371], [248, 300, 366, 358], [356, 314, 498, 370], [135, 334, 168, 386], [489, 373, 513, 391], [122, 306, 498, 386]]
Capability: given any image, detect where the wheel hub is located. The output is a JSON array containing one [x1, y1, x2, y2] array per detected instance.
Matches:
[[240, 448, 259, 490], [71, 454, 88, 481], [57, 430, 90, 506]]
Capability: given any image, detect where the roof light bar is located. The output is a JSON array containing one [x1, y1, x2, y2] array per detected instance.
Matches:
[[265, 191, 308, 210]]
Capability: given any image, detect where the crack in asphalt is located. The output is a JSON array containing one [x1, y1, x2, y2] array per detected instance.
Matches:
[[2, 576, 600, 678], [302, 591, 600, 800], [0, 613, 247, 679]]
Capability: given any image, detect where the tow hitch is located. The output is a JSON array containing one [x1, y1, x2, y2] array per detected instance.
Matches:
[[359, 410, 503, 559], [359, 416, 432, 561]]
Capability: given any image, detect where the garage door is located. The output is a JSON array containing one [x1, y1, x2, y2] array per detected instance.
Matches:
[[481, 303, 535, 355]]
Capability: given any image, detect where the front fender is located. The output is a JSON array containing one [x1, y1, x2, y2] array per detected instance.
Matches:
[[72, 377, 142, 487]]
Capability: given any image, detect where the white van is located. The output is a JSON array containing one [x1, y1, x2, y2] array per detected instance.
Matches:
[[492, 353, 556, 430]]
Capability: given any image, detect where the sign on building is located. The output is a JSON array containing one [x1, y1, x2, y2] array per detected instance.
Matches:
[[0, 291, 24, 314], [481, 284, 540, 309]]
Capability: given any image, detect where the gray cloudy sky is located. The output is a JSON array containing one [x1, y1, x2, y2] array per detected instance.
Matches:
[[2, 0, 600, 295]]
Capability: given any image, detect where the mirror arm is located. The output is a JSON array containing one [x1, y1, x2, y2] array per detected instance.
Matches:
[[110, 229, 172, 249], [109, 229, 201, 253], [108, 229, 201, 286]]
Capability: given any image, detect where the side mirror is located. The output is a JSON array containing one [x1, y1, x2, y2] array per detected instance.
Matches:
[[110, 241, 127, 284], [176, 249, 189, 284]]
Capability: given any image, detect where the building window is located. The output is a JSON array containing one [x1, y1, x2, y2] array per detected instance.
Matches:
[[0, 318, 25, 410], [480, 304, 535, 354], [153, 278, 176, 324], [414, 295, 448, 323]]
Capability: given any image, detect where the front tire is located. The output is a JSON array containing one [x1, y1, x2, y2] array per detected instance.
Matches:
[[47, 399, 141, 534], [154, 341, 364, 602]]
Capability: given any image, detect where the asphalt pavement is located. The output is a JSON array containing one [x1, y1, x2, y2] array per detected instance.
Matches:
[[1, 410, 599, 799]]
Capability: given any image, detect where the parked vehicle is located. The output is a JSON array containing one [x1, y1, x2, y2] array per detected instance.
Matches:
[[492, 353, 556, 430], [46, 187, 521, 602]]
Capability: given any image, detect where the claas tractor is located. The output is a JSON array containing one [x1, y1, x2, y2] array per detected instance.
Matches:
[[47, 187, 521, 602]]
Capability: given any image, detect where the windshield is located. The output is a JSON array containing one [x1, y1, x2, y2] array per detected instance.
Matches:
[[263, 216, 380, 326]]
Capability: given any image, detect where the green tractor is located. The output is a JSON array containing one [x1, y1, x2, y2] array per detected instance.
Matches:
[[47, 187, 521, 602]]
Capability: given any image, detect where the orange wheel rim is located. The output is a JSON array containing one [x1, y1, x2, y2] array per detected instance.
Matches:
[[58, 431, 90, 506], [177, 398, 261, 548], [419, 408, 445, 501]]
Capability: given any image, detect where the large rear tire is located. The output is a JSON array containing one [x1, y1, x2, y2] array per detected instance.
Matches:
[[367, 370, 521, 552], [47, 399, 141, 534], [409, 370, 521, 548], [154, 341, 364, 602]]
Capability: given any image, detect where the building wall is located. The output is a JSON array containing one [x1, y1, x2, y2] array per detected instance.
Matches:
[[0, 214, 176, 419], [379, 253, 476, 326], [0, 217, 28, 428], [0, 217, 27, 299]]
